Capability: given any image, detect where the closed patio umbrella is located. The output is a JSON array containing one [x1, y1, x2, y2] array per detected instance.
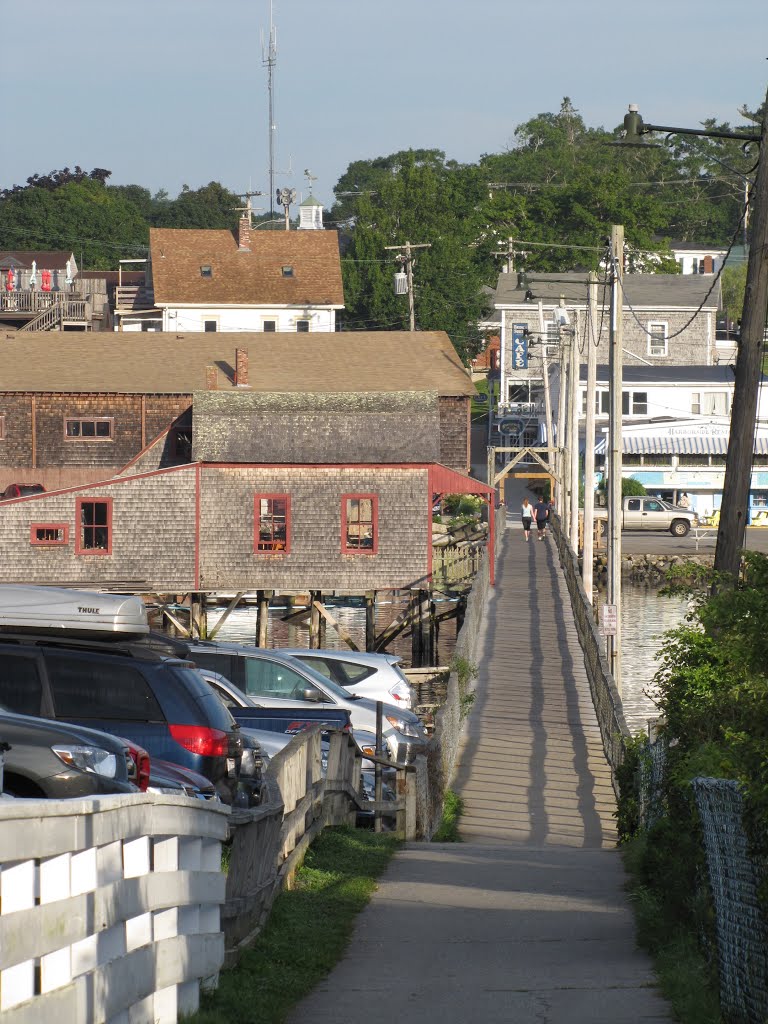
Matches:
[[41, 268, 52, 291], [6, 268, 14, 291], [29, 260, 37, 288]]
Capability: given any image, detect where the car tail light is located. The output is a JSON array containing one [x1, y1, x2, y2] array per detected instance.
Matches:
[[119, 737, 151, 792], [169, 724, 229, 757]]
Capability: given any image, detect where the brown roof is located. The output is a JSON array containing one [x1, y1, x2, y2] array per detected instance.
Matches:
[[149, 228, 344, 306], [0, 331, 475, 397], [0, 251, 75, 271]]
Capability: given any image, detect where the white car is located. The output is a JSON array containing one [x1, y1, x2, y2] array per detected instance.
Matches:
[[279, 649, 413, 710]]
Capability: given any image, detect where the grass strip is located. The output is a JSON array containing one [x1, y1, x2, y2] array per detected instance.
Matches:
[[622, 835, 721, 1023], [432, 789, 464, 842], [187, 826, 399, 1024]]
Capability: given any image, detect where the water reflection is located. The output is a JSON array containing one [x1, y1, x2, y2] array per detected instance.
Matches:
[[207, 596, 458, 666], [618, 583, 690, 734]]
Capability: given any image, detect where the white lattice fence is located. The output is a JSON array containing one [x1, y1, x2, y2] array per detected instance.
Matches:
[[0, 793, 229, 1024]]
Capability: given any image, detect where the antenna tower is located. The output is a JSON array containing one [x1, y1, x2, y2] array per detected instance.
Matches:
[[262, 0, 278, 221]]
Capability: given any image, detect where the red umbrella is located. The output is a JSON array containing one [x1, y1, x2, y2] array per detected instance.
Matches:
[[6, 268, 14, 291], [41, 268, 52, 292]]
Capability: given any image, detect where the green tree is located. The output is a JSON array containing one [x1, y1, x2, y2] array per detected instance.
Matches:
[[151, 181, 243, 229]]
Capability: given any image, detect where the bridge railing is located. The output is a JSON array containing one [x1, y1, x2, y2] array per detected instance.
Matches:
[[550, 512, 631, 792]]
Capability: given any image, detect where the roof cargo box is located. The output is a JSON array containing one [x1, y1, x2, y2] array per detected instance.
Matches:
[[0, 586, 149, 640]]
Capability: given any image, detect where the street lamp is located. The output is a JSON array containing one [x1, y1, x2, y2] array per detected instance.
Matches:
[[618, 103, 761, 147], [616, 96, 768, 582]]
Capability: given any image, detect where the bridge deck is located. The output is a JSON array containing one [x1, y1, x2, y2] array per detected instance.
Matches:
[[288, 521, 672, 1023]]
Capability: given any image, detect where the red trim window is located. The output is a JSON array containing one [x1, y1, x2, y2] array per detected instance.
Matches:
[[30, 523, 69, 546], [254, 495, 290, 553], [342, 495, 378, 554], [65, 417, 113, 440], [75, 498, 112, 555]]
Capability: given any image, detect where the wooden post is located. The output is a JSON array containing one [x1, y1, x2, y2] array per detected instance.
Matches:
[[190, 592, 206, 640], [410, 590, 422, 667], [365, 592, 376, 652], [318, 593, 327, 648], [255, 590, 271, 648], [309, 592, 321, 650]]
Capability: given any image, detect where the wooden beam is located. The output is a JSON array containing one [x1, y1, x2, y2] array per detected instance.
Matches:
[[162, 606, 191, 638], [373, 603, 415, 652], [280, 605, 312, 625], [207, 592, 246, 640], [311, 601, 360, 651]]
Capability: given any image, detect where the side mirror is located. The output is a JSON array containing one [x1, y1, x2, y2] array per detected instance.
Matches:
[[301, 687, 324, 703]]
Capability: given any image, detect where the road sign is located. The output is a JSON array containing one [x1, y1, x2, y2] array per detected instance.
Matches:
[[512, 322, 528, 370], [600, 604, 618, 636]]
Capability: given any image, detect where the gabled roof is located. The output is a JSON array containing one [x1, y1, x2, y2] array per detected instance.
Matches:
[[0, 251, 76, 271], [193, 390, 441, 464], [494, 272, 720, 309], [149, 227, 344, 306], [0, 331, 476, 397]]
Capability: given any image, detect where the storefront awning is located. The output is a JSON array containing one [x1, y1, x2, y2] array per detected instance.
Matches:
[[594, 435, 768, 456]]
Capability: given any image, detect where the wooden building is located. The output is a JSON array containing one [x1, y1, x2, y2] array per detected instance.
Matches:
[[0, 330, 475, 493], [0, 391, 492, 599]]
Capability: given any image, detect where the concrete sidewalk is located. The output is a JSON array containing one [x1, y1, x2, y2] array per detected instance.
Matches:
[[287, 519, 671, 1023]]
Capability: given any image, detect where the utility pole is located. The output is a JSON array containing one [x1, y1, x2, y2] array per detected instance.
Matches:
[[262, 0, 278, 222], [582, 272, 599, 603], [561, 323, 573, 528], [714, 92, 768, 582], [538, 303, 554, 488], [569, 309, 580, 551], [385, 241, 431, 331], [607, 225, 624, 689], [493, 238, 516, 274]]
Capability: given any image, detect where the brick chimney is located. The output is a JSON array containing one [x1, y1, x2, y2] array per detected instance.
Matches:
[[205, 365, 218, 390], [238, 215, 251, 252], [235, 348, 249, 387]]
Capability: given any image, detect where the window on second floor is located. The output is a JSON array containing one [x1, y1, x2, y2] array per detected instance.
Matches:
[[204, 319, 218, 332], [296, 319, 310, 333], [342, 495, 378, 554], [263, 320, 277, 332], [621, 391, 648, 416], [75, 498, 112, 555], [691, 391, 729, 416], [647, 322, 668, 357], [254, 495, 290, 553], [65, 418, 113, 439]]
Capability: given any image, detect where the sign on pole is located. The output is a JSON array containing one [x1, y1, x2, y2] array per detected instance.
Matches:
[[512, 323, 528, 370], [600, 603, 618, 636]]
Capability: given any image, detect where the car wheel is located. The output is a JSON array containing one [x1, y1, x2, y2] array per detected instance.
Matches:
[[670, 520, 690, 537]]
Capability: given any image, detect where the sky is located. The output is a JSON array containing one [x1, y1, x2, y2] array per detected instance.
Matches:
[[1, 0, 767, 213]]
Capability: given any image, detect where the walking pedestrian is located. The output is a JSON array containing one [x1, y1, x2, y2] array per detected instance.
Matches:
[[533, 497, 550, 540], [521, 497, 534, 541]]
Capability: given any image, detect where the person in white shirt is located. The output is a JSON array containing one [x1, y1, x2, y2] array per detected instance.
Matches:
[[521, 497, 534, 541]]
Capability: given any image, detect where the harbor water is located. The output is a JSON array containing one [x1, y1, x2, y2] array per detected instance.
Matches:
[[207, 583, 687, 737]]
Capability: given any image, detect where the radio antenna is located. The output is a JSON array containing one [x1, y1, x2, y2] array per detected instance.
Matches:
[[261, 0, 278, 222]]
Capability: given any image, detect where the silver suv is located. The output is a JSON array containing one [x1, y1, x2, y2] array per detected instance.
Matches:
[[185, 642, 428, 763]]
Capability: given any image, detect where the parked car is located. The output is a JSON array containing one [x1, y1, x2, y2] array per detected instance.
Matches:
[[1, 483, 45, 500], [0, 707, 136, 799], [280, 648, 413, 709], [147, 759, 219, 801], [184, 641, 428, 763], [0, 586, 245, 804]]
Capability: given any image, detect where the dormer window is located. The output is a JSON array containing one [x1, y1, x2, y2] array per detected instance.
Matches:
[[200, 265, 213, 278], [281, 265, 294, 278]]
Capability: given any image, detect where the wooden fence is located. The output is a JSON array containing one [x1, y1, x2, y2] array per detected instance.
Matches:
[[0, 793, 229, 1023], [0, 726, 417, 1021]]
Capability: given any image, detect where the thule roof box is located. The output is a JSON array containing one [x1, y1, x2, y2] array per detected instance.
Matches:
[[0, 586, 149, 640]]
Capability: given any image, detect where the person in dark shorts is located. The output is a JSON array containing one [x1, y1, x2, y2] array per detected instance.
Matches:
[[533, 497, 550, 539]]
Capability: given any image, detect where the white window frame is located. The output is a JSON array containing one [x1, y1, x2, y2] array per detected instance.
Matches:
[[542, 320, 560, 357], [647, 321, 668, 357]]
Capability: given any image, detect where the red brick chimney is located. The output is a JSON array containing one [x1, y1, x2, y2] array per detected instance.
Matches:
[[238, 215, 251, 252], [205, 365, 218, 390], [235, 348, 249, 387]]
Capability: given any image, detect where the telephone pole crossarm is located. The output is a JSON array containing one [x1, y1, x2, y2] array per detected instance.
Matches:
[[385, 241, 432, 331]]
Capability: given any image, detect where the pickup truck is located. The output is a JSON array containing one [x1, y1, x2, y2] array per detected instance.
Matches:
[[621, 496, 698, 536]]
